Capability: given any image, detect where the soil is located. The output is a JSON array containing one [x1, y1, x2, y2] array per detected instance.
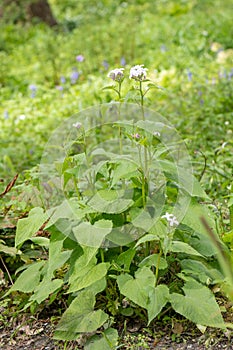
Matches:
[[0, 314, 233, 350]]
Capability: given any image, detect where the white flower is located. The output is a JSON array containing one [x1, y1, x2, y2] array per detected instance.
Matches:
[[162, 212, 179, 227], [18, 114, 26, 120], [129, 65, 148, 81], [107, 68, 124, 82], [153, 131, 160, 137], [73, 122, 82, 129], [132, 133, 140, 139]]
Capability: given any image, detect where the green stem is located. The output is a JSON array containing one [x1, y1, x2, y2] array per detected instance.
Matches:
[[100, 248, 105, 262], [118, 81, 122, 100], [145, 241, 150, 257], [230, 205, 233, 230], [119, 126, 123, 155], [155, 247, 162, 286], [72, 175, 81, 200], [139, 80, 148, 205], [139, 81, 145, 120], [141, 174, 146, 208]]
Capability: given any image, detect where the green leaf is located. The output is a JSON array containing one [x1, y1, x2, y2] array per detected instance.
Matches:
[[180, 259, 224, 285], [73, 219, 112, 247], [116, 248, 136, 270], [47, 230, 72, 279], [182, 199, 216, 234], [69, 246, 98, 283], [147, 285, 170, 324], [136, 234, 159, 247], [170, 241, 204, 257], [30, 237, 50, 247], [29, 278, 63, 304], [0, 242, 18, 256], [139, 254, 168, 270], [68, 262, 110, 293], [131, 209, 157, 232], [15, 207, 48, 247], [85, 277, 107, 294], [102, 85, 117, 91], [157, 160, 209, 199], [117, 267, 155, 309], [84, 328, 118, 350], [106, 226, 135, 246], [55, 290, 108, 339], [187, 231, 218, 257], [111, 160, 138, 187], [88, 190, 133, 214], [170, 280, 225, 328], [7, 261, 45, 294]]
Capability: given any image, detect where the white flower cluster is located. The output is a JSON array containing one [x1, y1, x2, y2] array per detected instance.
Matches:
[[162, 212, 179, 227], [73, 122, 82, 129], [108, 65, 148, 82], [129, 65, 148, 81], [107, 68, 125, 82]]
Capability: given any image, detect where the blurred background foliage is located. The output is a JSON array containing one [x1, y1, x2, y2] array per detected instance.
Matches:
[[0, 0, 232, 214]]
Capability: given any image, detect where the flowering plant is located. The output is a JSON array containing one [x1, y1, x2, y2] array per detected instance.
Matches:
[[129, 64, 148, 81], [107, 68, 124, 82]]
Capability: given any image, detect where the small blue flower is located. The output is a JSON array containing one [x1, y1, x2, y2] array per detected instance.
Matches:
[[219, 70, 227, 79], [120, 57, 126, 66], [160, 44, 167, 53], [102, 60, 109, 70], [4, 110, 9, 119], [60, 76, 66, 84], [29, 84, 37, 91], [76, 55, 85, 62], [29, 84, 37, 98], [228, 68, 233, 80], [70, 70, 79, 84], [187, 69, 192, 82], [56, 85, 64, 91]]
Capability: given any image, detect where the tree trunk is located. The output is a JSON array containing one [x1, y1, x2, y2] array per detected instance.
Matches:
[[0, 0, 57, 27], [27, 0, 57, 26]]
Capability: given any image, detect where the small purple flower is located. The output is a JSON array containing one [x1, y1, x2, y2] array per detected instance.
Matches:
[[228, 68, 233, 80], [132, 133, 140, 139], [219, 70, 227, 79], [56, 85, 64, 91], [73, 122, 82, 129], [102, 60, 109, 70], [70, 70, 79, 84], [76, 55, 85, 62], [29, 84, 37, 91], [160, 44, 167, 53], [29, 84, 37, 98], [120, 57, 126, 66], [3, 110, 9, 120], [60, 76, 66, 84], [187, 69, 192, 82]]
